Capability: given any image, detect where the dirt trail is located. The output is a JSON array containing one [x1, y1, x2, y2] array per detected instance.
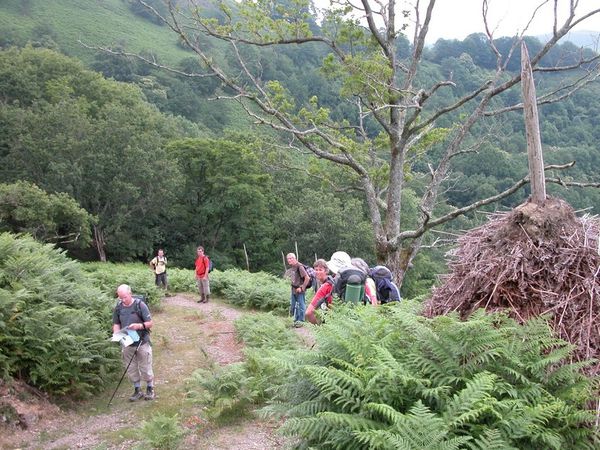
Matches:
[[0, 294, 294, 450]]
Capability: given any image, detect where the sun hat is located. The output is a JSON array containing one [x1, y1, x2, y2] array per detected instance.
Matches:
[[327, 251, 352, 274]]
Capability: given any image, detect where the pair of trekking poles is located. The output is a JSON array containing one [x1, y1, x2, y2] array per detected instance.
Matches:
[[107, 340, 142, 407]]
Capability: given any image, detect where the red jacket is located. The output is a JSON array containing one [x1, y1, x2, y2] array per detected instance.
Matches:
[[195, 256, 210, 278]]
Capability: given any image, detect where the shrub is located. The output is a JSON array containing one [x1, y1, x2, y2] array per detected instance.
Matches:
[[266, 304, 599, 449], [140, 413, 185, 450], [210, 269, 289, 312], [0, 233, 120, 397]]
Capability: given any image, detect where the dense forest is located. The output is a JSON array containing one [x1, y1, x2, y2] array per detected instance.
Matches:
[[1, 0, 599, 296]]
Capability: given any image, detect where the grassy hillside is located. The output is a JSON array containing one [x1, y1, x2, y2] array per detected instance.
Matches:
[[0, 0, 192, 65]]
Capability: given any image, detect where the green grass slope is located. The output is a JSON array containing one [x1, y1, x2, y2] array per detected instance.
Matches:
[[0, 0, 192, 65]]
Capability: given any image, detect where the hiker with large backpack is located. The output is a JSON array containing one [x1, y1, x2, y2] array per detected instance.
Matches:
[[327, 251, 378, 305], [305, 259, 336, 325], [195, 246, 211, 303], [350, 257, 378, 305], [285, 252, 311, 327], [149, 248, 168, 290], [112, 284, 155, 402], [369, 265, 402, 304]]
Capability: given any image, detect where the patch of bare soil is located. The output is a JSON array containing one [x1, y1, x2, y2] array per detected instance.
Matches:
[[0, 294, 298, 449]]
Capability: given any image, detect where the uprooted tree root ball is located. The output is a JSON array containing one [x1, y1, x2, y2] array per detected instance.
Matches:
[[425, 197, 600, 375]]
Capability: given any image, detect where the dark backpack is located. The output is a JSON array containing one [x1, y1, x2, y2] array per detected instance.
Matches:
[[335, 267, 367, 303], [369, 265, 401, 303], [208, 257, 214, 272], [296, 263, 316, 291]]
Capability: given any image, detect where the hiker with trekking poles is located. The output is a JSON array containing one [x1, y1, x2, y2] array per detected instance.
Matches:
[[111, 284, 155, 403]]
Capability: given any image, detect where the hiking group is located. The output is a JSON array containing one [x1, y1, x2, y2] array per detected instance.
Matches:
[[110, 246, 394, 403], [286, 251, 401, 326], [111, 245, 214, 403]]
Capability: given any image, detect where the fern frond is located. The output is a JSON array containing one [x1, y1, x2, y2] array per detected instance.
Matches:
[[303, 365, 365, 412], [363, 402, 405, 425], [286, 399, 332, 418], [467, 429, 517, 450], [442, 372, 497, 428]]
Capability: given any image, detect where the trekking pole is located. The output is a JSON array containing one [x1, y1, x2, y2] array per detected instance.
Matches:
[[107, 340, 142, 407]]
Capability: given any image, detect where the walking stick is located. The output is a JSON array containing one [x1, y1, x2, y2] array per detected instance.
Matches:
[[107, 340, 142, 407]]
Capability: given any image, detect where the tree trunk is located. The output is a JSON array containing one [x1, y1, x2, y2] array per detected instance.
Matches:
[[93, 225, 107, 262], [521, 42, 546, 204]]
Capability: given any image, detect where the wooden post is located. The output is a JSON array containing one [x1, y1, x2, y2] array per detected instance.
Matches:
[[521, 41, 546, 204], [243, 243, 250, 271], [294, 241, 299, 260], [281, 251, 287, 272]]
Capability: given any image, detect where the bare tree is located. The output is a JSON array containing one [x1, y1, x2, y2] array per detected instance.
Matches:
[[99, 0, 600, 284]]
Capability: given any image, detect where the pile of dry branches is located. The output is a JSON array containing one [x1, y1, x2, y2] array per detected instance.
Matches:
[[425, 197, 600, 374]]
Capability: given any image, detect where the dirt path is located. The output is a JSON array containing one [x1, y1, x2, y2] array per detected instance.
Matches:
[[0, 294, 296, 450]]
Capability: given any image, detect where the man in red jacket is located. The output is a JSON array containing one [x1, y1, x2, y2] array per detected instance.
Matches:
[[195, 246, 211, 303]]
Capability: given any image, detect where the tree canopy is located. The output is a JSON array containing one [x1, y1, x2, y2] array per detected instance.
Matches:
[[0, 181, 94, 247], [0, 46, 200, 261]]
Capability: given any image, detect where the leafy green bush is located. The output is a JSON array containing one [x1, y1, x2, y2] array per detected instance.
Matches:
[[267, 304, 598, 449], [140, 413, 185, 450], [210, 269, 289, 312], [0, 233, 120, 397]]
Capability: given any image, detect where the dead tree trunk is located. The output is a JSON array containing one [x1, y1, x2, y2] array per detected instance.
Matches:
[[521, 42, 546, 204], [93, 225, 107, 262]]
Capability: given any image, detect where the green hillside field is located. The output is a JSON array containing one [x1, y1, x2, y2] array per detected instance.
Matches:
[[0, 0, 192, 65]]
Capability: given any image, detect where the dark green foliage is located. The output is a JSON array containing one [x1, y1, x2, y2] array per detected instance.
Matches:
[[0, 46, 199, 261], [125, 0, 167, 26], [270, 305, 598, 449], [167, 137, 282, 271], [0, 233, 120, 397], [0, 180, 94, 248]]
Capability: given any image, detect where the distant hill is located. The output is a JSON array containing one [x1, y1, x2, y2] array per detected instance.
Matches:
[[0, 0, 192, 65], [538, 30, 600, 49]]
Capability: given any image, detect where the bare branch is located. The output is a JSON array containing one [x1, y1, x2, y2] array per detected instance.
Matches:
[[395, 161, 579, 244]]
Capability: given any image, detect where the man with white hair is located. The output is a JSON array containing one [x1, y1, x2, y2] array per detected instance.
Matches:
[[112, 284, 155, 401]]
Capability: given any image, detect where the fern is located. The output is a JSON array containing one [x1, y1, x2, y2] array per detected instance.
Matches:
[[442, 372, 498, 429], [269, 302, 597, 449], [467, 429, 516, 450], [0, 234, 120, 397]]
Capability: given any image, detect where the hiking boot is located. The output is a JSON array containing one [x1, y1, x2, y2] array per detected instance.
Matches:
[[144, 386, 155, 401], [294, 321, 303, 328], [129, 387, 144, 402]]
